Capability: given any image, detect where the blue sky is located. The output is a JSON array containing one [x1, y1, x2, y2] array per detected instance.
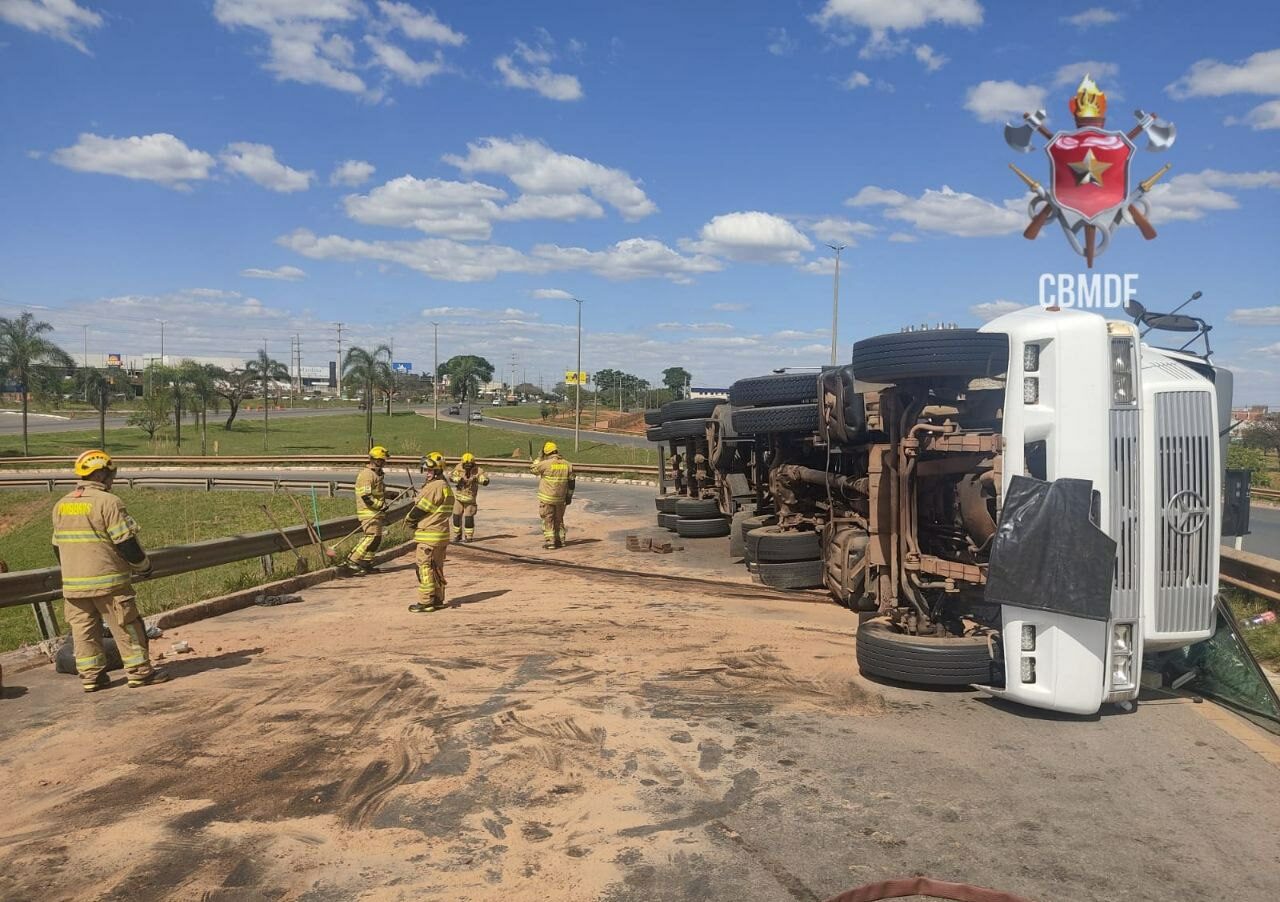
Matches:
[[2, 0, 1278, 400]]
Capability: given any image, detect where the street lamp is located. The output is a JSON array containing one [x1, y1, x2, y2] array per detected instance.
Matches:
[[826, 244, 846, 366], [573, 297, 584, 452], [431, 321, 439, 430]]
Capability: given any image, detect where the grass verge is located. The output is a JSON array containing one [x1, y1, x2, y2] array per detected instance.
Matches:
[[1225, 586, 1280, 672]]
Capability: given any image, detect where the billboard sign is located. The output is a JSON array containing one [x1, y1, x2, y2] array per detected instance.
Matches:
[[106, 354, 122, 367], [291, 365, 330, 380], [564, 371, 589, 385], [391, 361, 413, 374]]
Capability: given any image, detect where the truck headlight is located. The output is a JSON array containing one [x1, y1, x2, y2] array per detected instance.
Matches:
[[1111, 655, 1134, 690], [1110, 338, 1136, 406], [1020, 624, 1036, 652], [1111, 623, 1133, 655], [1023, 377, 1039, 404], [1020, 656, 1036, 684], [1023, 344, 1040, 372]]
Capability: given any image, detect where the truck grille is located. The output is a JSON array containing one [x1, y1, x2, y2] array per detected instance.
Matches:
[[1153, 391, 1215, 634], [1109, 409, 1140, 621]]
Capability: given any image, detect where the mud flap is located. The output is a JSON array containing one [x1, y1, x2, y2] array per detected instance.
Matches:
[[979, 476, 1117, 714]]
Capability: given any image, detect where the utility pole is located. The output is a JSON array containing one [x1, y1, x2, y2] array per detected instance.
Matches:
[[158, 319, 167, 365], [333, 321, 345, 400], [826, 243, 846, 366], [431, 321, 439, 430], [573, 297, 584, 452], [82, 325, 89, 401]]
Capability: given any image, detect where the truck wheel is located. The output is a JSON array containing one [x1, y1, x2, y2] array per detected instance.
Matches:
[[676, 517, 731, 538], [731, 403, 819, 436], [855, 618, 996, 687], [749, 526, 821, 563], [851, 330, 1008, 383], [655, 496, 681, 513], [55, 635, 123, 675], [676, 497, 720, 518], [643, 408, 665, 426], [645, 424, 668, 443], [740, 514, 776, 563], [756, 560, 824, 589], [729, 372, 821, 407], [658, 397, 722, 423], [657, 512, 679, 530], [708, 404, 740, 471], [663, 417, 710, 439]]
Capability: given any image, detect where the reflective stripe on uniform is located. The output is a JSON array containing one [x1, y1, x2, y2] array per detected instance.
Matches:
[[62, 572, 131, 590], [414, 530, 451, 542], [53, 530, 104, 544], [76, 653, 107, 667], [357, 510, 383, 521], [106, 521, 132, 541]]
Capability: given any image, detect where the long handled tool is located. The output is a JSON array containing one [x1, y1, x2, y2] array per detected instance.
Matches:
[[261, 504, 308, 572], [322, 484, 415, 560], [285, 492, 324, 562]]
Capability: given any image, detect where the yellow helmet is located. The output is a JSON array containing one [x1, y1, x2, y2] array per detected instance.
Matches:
[[461, 452, 475, 465], [424, 451, 446, 471], [542, 441, 558, 455], [369, 445, 389, 460], [74, 449, 114, 477]]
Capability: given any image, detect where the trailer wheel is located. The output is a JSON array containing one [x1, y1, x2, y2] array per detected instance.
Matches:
[[740, 514, 777, 563], [676, 517, 731, 538], [56, 635, 123, 675], [855, 618, 997, 687], [645, 424, 668, 443], [756, 560, 824, 589], [657, 512, 679, 531], [655, 495, 680, 513], [675, 497, 720, 518], [643, 408, 665, 426], [748, 526, 822, 563], [663, 417, 711, 440], [850, 330, 1008, 383], [729, 372, 821, 407], [731, 403, 819, 436], [657, 397, 722, 423]]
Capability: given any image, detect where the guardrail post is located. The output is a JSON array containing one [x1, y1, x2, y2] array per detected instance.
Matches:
[[46, 478, 54, 492], [261, 554, 275, 578], [328, 481, 336, 498], [206, 477, 214, 492], [31, 600, 59, 640]]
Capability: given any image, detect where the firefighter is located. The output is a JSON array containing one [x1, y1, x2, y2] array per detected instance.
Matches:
[[406, 452, 454, 612], [530, 441, 575, 549], [450, 452, 490, 542], [52, 450, 167, 691], [343, 445, 389, 575]]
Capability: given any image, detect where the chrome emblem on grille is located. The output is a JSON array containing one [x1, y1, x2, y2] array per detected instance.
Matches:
[[1163, 489, 1209, 536]]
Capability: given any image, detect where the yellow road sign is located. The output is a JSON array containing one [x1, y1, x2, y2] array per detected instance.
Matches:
[[564, 371, 589, 385]]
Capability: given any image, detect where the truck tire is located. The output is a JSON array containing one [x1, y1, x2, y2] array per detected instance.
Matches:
[[855, 618, 997, 687], [708, 404, 739, 471], [728, 509, 755, 559], [56, 635, 123, 675], [749, 526, 822, 563], [643, 409, 664, 426], [676, 497, 720, 518], [645, 424, 668, 443], [756, 560, 824, 589], [657, 512, 679, 530], [731, 403, 819, 436], [655, 496, 680, 513], [740, 514, 776, 563], [729, 372, 820, 407], [851, 330, 1008, 383], [676, 517, 731, 538], [658, 398, 722, 423], [663, 417, 710, 440]]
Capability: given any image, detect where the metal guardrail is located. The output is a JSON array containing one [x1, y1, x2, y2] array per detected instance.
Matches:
[[1220, 546, 1280, 604], [1251, 486, 1280, 503], [0, 493, 416, 610], [0, 473, 378, 496], [0, 454, 658, 476]]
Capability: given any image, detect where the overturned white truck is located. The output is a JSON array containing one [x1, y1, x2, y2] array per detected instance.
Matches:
[[650, 305, 1235, 716]]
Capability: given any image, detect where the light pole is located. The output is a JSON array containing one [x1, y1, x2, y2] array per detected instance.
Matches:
[[826, 244, 846, 366], [573, 297, 584, 452], [158, 319, 167, 365], [82, 325, 89, 401], [431, 321, 439, 430]]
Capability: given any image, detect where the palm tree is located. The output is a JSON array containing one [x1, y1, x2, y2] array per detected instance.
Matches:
[[247, 350, 289, 452], [76, 368, 113, 449], [342, 344, 392, 450], [180, 361, 224, 455], [0, 312, 75, 456]]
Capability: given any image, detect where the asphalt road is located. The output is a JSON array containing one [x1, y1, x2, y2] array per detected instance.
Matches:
[[420, 406, 652, 449], [0, 405, 368, 436], [1229, 503, 1280, 559]]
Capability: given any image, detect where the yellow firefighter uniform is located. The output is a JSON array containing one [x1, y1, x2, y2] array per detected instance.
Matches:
[[407, 469, 454, 610], [51, 480, 159, 690], [530, 445, 574, 549], [450, 459, 489, 541], [346, 460, 387, 572]]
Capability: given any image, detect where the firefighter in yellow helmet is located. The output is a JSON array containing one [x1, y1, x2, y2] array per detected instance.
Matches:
[[450, 451, 490, 542], [52, 450, 167, 691], [343, 445, 390, 575], [530, 441, 575, 549], [406, 452, 454, 612]]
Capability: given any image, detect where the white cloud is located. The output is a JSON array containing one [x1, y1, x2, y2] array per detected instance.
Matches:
[[1228, 306, 1280, 326], [220, 142, 313, 192], [684, 211, 813, 263], [1145, 169, 1280, 223], [1062, 7, 1120, 29], [495, 38, 583, 101], [420, 306, 537, 321], [364, 35, 444, 85], [712, 302, 748, 312], [807, 216, 876, 246], [241, 265, 307, 281], [814, 0, 983, 32], [343, 175, 507, 239], [497, 192, 604, 222], [888, 231, 918, 242], [532, 238, 723, 283], [842, 70, 871, 90], [531, 288, 574, 300], [963, 80, 1046, 123], [767, 26, 797, 56], [51, 132, 216, 189], [444, 136, 656, 220], [799, 257, 837, 276], [1052, 61, 1119, 88], [970, 300, 1024, 321], [913, 43, 946, 72], [1167, 49, 1280, 98], [0, 0, 101, 53], [375, 1, 465, 45], [655, 321, 735, 332], [1227, 99, 1280, 130], [849, 184, 1024, 237], [330, 159, 375, 186]]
